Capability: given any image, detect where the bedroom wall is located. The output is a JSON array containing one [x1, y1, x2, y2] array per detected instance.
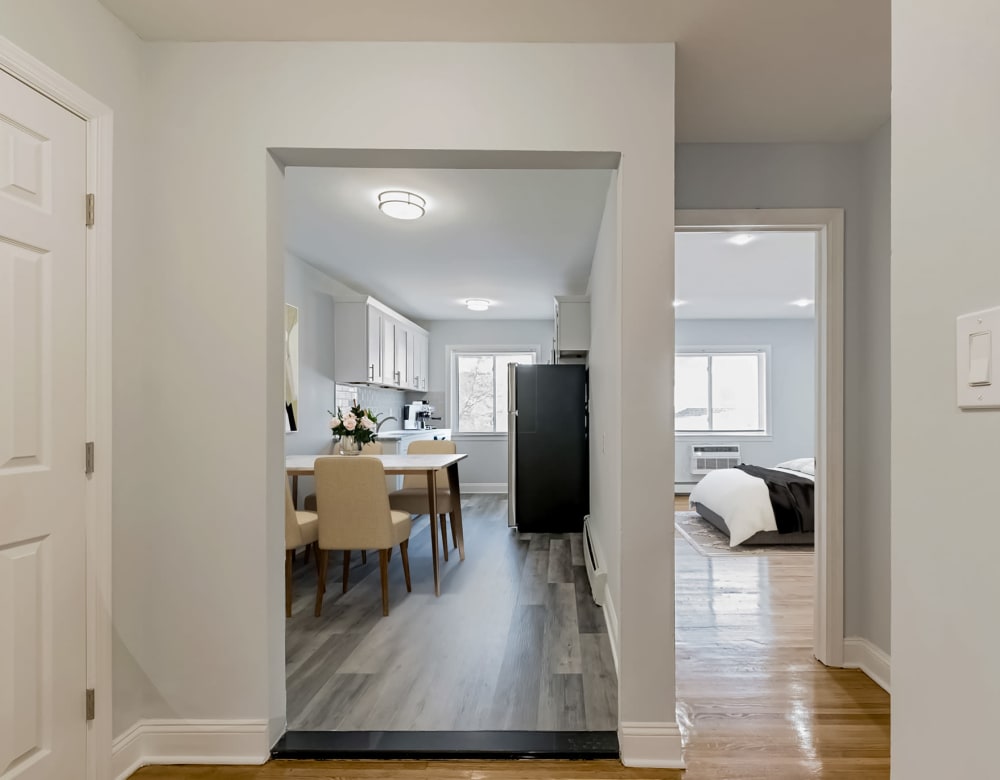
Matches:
[[676, 141, 890, 660], [415, 317, 553, 489], [674, 318, 816, 485], [892, 1, 999, 774]]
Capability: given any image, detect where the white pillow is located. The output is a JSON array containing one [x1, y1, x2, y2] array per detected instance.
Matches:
[[775, 457, 815, 476]]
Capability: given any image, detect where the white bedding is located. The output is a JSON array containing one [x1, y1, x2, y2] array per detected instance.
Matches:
[[688, 460, 815, 546]]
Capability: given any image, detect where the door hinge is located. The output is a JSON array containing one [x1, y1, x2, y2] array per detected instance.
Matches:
[[85, 689, 95, 721], [86, 193, 95, 228], [85, 441, 95, 475]]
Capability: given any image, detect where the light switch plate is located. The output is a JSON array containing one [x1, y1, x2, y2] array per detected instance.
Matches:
[[958, 306, 1000, 409]]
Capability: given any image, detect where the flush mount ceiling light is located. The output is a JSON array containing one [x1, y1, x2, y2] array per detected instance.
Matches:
[[726, 233, 756, 246], [790, 298, 815, 307], [377, 190, 426, 220], [465, 299, 491, 312], [673, 299, 688, 307]]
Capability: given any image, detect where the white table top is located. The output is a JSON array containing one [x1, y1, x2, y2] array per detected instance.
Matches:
[[285, 452, 467, 475]]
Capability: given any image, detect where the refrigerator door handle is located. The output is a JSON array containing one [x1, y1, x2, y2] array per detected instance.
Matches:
[[507, 363, 518, 528]]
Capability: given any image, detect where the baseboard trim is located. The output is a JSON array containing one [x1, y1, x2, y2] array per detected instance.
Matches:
[[674, 483, 696, 495], [843, 637, 891, 693], [112, 719, 270, 780], [618, 721, 685, 768], [461, 482, 507, 494], [602, 583, 620, 677]]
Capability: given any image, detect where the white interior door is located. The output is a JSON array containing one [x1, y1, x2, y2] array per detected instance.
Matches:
[[0, 70, 88, 779]]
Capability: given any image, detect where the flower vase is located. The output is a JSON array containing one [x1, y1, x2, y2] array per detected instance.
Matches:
[[340, 436, 362, 456]]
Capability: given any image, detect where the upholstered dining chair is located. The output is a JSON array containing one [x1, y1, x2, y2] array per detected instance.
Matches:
[[388, 439, 464, 562], [285, 477, 319, 617], [303, 440, 383, 512], [313, 456, 413, 617]]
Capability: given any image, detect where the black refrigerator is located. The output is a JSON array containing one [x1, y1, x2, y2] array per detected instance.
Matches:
[[507, 363, 589, 533]]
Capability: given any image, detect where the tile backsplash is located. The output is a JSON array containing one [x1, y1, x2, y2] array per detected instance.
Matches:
[[335, 384, 406, 431]]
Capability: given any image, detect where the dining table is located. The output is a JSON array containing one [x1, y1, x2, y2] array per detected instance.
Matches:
[[285, 452, 468, 597]]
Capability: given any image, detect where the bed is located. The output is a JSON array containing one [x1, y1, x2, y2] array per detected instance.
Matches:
[[687, 457, 816, 546]]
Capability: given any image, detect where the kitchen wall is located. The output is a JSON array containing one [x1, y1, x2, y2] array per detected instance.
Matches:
[[284, 253, 406, 500], [415, 318, 553, 490], [674, 318, 816, 485], [892, 1, 998, 774], [676, 139, 890, 662]]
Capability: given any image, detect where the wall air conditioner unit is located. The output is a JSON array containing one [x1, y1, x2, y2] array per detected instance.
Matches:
[[690, 444, 741, 475]]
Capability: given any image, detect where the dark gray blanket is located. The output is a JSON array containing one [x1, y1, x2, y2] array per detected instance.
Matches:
[[735, 464, 815, 534]]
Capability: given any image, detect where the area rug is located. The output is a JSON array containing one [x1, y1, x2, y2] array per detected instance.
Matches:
[[674, 511, 814, 557]]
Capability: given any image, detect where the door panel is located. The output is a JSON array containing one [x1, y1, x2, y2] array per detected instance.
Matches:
[[0, 71, 87, 780]]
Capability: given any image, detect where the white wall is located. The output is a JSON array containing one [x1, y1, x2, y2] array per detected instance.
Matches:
[[674, 319, 816, 484], [418, 318, 552, 489], [587, 173, 622, 615], [0, 0, 155, 739], [676, 141, 890, 656], [140, 42, 677, 763], [856, 123, 891, 655], [892, 3, 999, 776]]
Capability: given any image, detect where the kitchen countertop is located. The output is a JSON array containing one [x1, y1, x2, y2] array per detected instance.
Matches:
[[376, 428, 451, 441]]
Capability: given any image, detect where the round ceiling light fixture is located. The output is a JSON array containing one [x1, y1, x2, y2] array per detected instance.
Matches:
[[726, 233, 756, 246], [790, 298, 815, 308], [465, 299, 491, 312], [377, 190, 426, 220]]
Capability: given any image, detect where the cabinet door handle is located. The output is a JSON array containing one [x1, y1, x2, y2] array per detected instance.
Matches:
[[369, 364, 375, 381]]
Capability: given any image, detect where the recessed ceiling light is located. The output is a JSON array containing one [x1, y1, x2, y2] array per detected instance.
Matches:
[[790, 298, 814, 307], [726, 233, 755, 246], [673, 299, 687, 307], [377, 190, 426, 220], [465, 299, 491, 312]]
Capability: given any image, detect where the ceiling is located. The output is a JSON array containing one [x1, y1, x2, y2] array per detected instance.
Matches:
[[96, 0, 889, 143], [675, 232, 816, 320], [284, 167, 612, 321]]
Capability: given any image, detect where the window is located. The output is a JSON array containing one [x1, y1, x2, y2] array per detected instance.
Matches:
[[675, 349, 768, 433], [452, 350, 536, 433]]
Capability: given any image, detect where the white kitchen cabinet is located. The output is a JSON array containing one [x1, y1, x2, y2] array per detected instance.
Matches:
[[334, 296, 429, 389], [414, 331, 429, 391], [554, 295, 590, 362]]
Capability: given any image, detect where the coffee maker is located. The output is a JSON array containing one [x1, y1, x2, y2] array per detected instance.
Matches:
[[403, 401, 435, 429]]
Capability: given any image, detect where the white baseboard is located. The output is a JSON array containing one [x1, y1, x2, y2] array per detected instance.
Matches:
[[461, 482, 507, 494], [602, 583, 620, 676], [619, 721, 685, 768], [843, 637, 891, 693], [674, 483, 696, 495], [112, 719, 270, 780]]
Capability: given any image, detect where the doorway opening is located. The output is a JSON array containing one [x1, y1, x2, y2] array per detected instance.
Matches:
[[274, 150, 622, 757]]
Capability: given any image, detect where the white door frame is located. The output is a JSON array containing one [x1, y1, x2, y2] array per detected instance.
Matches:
[[675, 208, 845, 666], [0, 36, 115, 780]]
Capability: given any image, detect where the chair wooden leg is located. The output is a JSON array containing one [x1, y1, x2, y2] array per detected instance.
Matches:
[[450, 514, 459, 550], [314, 549, 329, 617], [400, 539, 412, 592], [285, 549, 293, 618], [378, 549, 390, 617], [312, 543, 321, 577], [439, 514, 449, 561], [342, 550, 351, 594], [362, 550, 367, 564], [387, 547, 392, 561], [303, 544, 311, 565]]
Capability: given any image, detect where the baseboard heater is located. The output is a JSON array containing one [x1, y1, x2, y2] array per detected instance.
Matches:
[[582, 515, 606, 606]]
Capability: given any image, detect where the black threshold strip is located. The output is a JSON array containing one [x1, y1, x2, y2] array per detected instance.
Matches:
[[272, 730, 620, 760]]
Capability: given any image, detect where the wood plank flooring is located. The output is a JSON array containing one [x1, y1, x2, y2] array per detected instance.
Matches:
[[131, 495, 890, 778], [285, 495, 617, 731]]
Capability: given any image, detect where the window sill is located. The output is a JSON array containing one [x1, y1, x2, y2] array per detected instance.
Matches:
[[675, 432, 773, 442]]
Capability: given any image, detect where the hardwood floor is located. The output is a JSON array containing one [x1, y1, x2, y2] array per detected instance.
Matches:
[[285, 494, 617, 731], [131, 495, 890, 778]]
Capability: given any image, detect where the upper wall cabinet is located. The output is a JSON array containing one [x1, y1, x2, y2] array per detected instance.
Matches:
[[554, 295, 590, 362], [334, 296, 429, 390]]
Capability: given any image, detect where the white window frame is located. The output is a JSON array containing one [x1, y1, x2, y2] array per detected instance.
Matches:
[[674, 345, 772, 439], [446, 344, 541, 438]]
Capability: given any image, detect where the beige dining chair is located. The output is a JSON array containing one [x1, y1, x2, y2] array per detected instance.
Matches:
[[388, 439, 464, 562], [285, 477, 319, 618], [313, 456, 413, 617]]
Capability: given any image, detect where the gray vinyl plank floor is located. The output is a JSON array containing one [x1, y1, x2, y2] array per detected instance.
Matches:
[[284, 494, 617, 731]]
